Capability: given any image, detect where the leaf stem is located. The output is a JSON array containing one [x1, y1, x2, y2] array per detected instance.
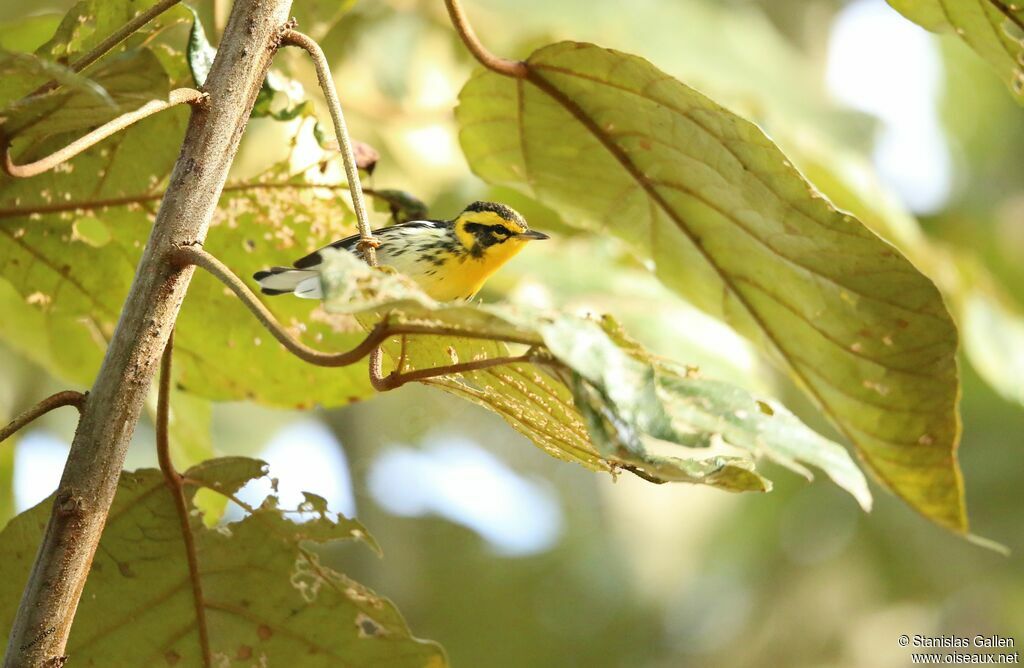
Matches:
[[281, 30, 378, 265], [157, 331, 212, 667], [443, 0, 527, 78], [0, 391, 86, 444], [2, 88, 206, 179]]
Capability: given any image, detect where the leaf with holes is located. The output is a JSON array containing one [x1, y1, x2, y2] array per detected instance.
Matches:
[[0, 457, 446, 666], [0, 2, 380, 409], [176, 159, 377, 406], [886, 0, 1024, 103], [456, 42, 962, 530], [0, 130, 378, 407]]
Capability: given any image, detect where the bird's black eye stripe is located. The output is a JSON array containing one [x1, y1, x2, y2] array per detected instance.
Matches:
[[463, 222, 489, 239], [492, 225, 511, 237]]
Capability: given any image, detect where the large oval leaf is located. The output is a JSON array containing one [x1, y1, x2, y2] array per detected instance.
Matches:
[[456, 42, 964, 530]]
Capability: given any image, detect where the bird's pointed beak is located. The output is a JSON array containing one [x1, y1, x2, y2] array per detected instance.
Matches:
[[517, 230, 550, 241]]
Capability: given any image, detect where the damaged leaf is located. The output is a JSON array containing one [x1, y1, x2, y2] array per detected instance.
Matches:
[[320, 250, 870, 504], [0, 458, 445, 666]]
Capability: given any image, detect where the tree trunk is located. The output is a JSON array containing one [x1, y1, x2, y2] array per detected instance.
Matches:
[[4, 0, 293, 664]]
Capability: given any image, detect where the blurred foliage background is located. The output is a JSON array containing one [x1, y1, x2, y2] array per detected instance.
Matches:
[[2, 0, 1023, 665]]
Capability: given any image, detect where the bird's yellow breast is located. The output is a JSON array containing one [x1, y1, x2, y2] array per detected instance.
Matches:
[[384, 236, 529, 301]]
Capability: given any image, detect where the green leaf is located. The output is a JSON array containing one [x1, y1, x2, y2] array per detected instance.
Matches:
[[184, 456, 269, 496], [184, 4, 217, 87], [544, 314, 870, 507], [569, 373, 768, 491], [176, 161, 373, 406], [456, 42, 963, 529], [320, 250, 870, 502], [790, 134, 1024, 413], [886, 0, 1024, 103], [0, 85, 188, 387], [180, 5, 310, 122], [2, 47, 170, 143], [0, 14, 63, 54], [36, 0, 179, 63], [0, 458, 446, 666], [252, 70, 309, 121], [0, 49, 113, 112]]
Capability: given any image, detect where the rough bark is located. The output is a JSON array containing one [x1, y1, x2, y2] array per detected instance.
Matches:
[[3, 0, 293, 664]]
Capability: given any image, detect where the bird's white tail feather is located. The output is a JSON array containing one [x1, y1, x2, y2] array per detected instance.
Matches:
[[294, 274, 323, 299], [256, 269, 322, 299]]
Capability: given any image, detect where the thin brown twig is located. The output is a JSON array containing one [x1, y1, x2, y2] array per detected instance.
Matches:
[[29, 0, 185, 97], [156, 330, 212, 668], [281, 30, 379, 265], [369, 347, 386, 390], [0, 390, 87, 444], [172, 244, 541, 363], [443, 0, 528, 78], [2, 88, 206, 179]]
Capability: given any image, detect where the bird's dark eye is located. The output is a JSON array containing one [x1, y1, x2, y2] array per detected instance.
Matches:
[[492, 225, 511, 237]]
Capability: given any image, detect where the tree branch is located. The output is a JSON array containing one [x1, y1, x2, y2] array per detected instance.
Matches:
[[443, 0, 528, 78], [29, 0, 185, 97], [4, 1, 295, 664], [281, 30, 379, 265], [156, 332, 211, 667], [0, 391, 86, 444], [2, 88, 206, 179], [171, 244, 541, 365]]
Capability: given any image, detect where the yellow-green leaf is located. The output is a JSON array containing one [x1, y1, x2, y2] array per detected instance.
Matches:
[[886, 0, 1024, 103], [456, 42, 963, 530], [320, 250, 870, 503]]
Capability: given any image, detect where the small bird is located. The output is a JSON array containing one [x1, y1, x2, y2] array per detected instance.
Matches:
[[253, 201, 549, 301]]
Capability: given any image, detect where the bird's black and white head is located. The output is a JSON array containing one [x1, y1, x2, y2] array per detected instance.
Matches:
[[453, 201, 549, 260]]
